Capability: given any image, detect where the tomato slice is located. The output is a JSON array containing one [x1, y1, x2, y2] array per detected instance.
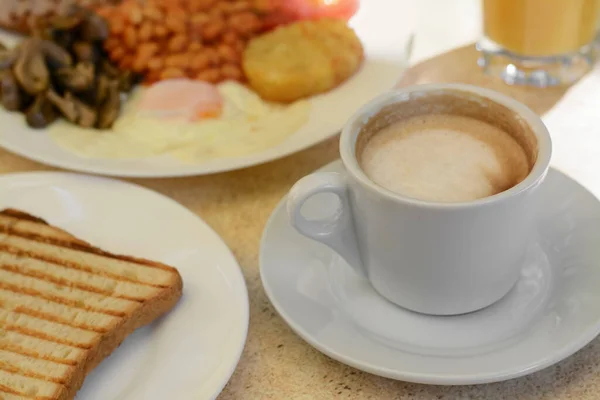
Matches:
[[282, 0, 360, 21]]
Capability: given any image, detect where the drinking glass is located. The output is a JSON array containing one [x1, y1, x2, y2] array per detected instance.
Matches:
[[478, 0, 600, 86]]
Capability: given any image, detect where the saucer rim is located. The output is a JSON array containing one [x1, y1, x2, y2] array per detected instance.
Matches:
[[259, 160, 600, 385]]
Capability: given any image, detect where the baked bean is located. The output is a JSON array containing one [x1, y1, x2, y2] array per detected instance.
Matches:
[[209, 7, 226, 20], [161, 67, 186, 80], [103, 0, 278, 84], [189, 0, 218, 13], [128, 5, 143, 25], [189, 41, 204, 52], [132, 57, 147, 73], [201, 19, 225, 41], [137, 42, 159, 62], [109, 46, 125, 61], [123, 25, 137, 48], [165, 54, 189, 68], [168, 7, 188, 21], [119, 55, 134, 70], [191, 53, 211, 70], [148, 58, 164, 71], [229, 12, 261, 36], [221, 64, 243, 81], [191, 13, 210, 26], [143, 5, 163, 21], [168, 35, 188, 52], [252, 0, 276, 13], [155, 25, 169, 38], [202, 47, 220, 66], [222, 30, 240, 45], [109, 16, 126, 35], [138, 21, 153, 41], [195, 68, 221, 83], [165, 15, 187, 34], [216, 44, 239, 63], [104, 37, 120, 52]]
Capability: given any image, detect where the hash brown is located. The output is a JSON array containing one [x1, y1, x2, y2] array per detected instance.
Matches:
[[242, 19, 364, 103]]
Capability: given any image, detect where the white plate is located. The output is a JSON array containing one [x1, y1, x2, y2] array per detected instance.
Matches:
[[260, 160, 600, 385], [0, 172, 249, 399], [0, 0, 414, 178]]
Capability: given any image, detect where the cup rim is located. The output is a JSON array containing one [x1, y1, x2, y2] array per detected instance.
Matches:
[[340, 83, 553, 209]]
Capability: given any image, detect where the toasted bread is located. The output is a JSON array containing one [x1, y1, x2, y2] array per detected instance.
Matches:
[[0, 209, 183, 400]]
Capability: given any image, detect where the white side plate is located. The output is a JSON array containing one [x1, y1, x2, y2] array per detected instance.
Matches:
[[0, 172, 249, 399]]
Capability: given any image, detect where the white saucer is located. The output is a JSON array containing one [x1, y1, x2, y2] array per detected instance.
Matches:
[[0, 172, 248, 399], [260, 160, 600, 385]]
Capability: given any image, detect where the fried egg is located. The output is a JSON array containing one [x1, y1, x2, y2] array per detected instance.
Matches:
[[49, 81, 311, 162]]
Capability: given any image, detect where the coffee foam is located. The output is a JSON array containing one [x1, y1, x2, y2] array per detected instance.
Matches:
[[356, 90, 538, 203]]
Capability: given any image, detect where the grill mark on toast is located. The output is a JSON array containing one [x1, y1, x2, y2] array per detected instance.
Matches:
[[0, 264, 151, 306], [0, 228, 178, 287], [0, 273, 135, 318], [0, 369, 66, 399], [0, 264, 137, 302], [0, 306, 99, 347], [0, 289, 119, 333], [0, 253, 160, 302], [0, 385, 22, 395], [0, 389, 34, 399], [1, 321, 95, 350], [8, 307, 109, 334], [0, 210, 178, 273], [0, 282, 126, 318], [0, 243, 164, 291], [0, 300, 110, 335], [0, 330, 83, 365], [0, 344, 77, 367], [0, 363, 63, 385], [0, 350, 73, 385]]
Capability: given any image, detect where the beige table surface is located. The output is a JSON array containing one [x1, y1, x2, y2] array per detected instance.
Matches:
[[3, 45, 600, 400]]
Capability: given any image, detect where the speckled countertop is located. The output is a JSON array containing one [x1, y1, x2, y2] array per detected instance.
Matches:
[[1, 44, 599, 400]]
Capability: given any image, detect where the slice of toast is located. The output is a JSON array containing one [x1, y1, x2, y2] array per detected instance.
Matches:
[[0, 209, 183, 400]]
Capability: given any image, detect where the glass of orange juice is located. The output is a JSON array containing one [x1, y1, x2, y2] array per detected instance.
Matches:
[[479, 0, 600, 86]]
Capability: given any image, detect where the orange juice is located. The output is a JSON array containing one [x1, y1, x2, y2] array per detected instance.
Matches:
[[483, 0, 600, 57]]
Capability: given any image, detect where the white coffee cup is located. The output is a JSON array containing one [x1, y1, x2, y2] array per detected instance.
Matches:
[[287, 84, 552, 315]]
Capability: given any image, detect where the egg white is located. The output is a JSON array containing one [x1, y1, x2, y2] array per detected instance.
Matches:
[[49, 81, 311, 162]]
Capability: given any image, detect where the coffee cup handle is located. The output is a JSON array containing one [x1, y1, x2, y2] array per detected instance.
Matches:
[[287, 172, 368, 279]]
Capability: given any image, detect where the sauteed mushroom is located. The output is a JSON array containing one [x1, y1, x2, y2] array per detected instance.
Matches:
[[47, 90, 97, 128], [72, 41, 99, 64], [97, 80, 121, 129], [14, 39, 50, 95], [26, 94, 58, 129], [79, 12, 110, 42], [0, 47, 20, 70], [50, 13, 84, 31], [117, 70, 138, 93], [0, 7, 138, 129], [40, 40, 73, 69], [0, 71, 23, 111], [94, 74, 111, 105], [56, 62, 95, 92]]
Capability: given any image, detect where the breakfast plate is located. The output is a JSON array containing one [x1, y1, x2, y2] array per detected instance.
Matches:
[[0, 172, 249, 399], [0, 0, 414, 178], [260, 160, 600, 384]]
